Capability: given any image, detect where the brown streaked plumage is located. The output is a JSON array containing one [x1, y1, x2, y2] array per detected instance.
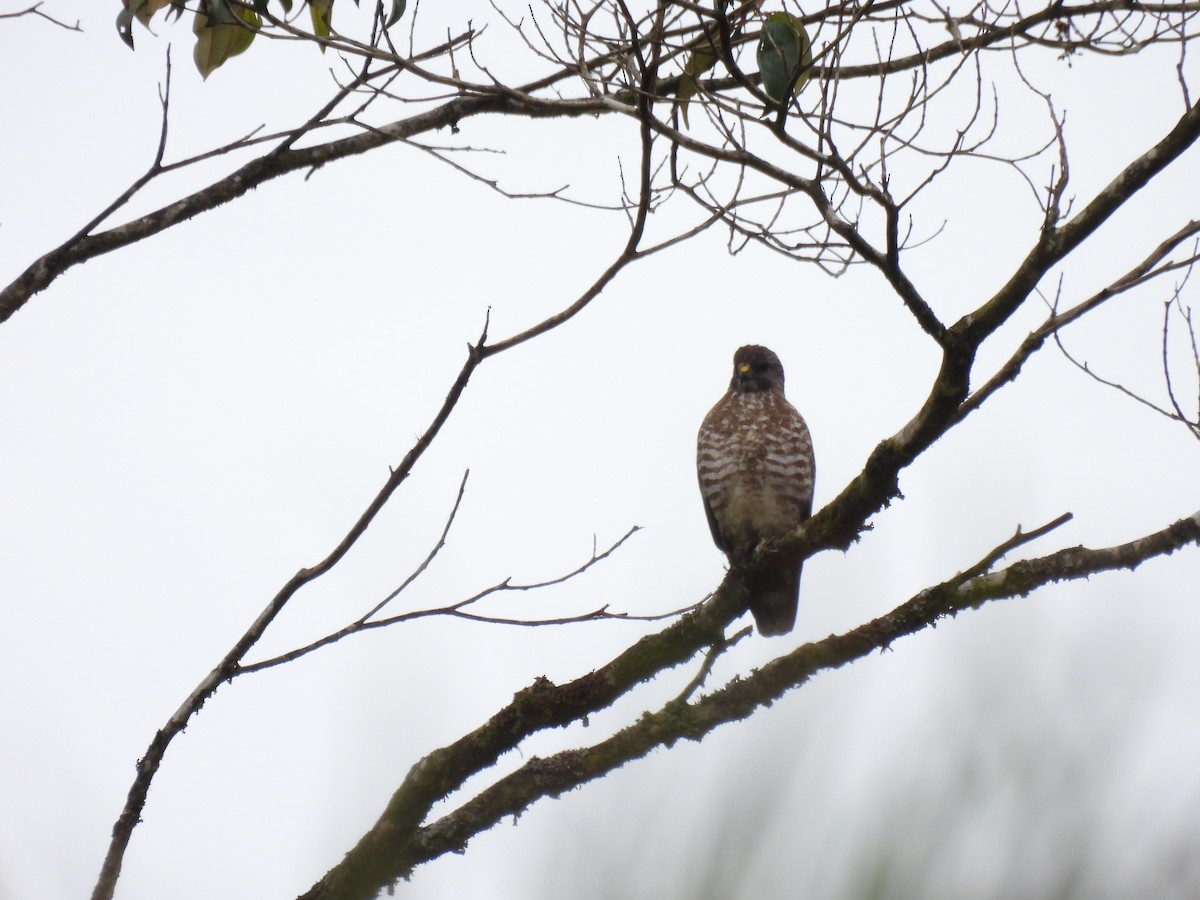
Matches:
[[697, 345, 815, 635]]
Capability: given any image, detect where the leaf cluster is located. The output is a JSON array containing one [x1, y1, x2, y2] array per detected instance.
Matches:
[[756, 11, 812, 106], [115, 0, 406, 77], [675, 7, 813, 124]]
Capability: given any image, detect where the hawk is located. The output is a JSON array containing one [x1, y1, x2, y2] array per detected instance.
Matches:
[[697, 345, 815, 636]]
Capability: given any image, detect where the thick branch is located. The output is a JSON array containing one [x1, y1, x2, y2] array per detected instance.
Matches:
[[790, 95, 1200, 554], [957, 97, 1200, 345], [0, 84, 606, 325], [303, 510, 1200, 898], [957, 219, 1200, 422], [297, 573, 750, 900]]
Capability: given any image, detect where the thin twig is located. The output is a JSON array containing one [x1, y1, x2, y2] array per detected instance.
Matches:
[[91, 311, 493, 900], [957, 219, 1200, 422], [237, 526, 653, 675], [360, 470, 472, 623], [0, 2, 80, 30], [672, 625, 752, 704], [948, 512, 1074, 587]]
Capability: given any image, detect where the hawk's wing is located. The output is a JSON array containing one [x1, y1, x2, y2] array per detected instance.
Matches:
[[697, 407, 730, 553], [700, 488, 727, 553]]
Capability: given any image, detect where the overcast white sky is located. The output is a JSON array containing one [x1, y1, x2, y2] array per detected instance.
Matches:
[[2, 2, 1199, 899]]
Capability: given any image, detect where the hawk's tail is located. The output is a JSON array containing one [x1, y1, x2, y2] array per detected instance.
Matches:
[[747, 561, 802, 636]]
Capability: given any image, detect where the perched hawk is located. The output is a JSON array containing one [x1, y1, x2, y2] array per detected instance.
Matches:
[[697, 345, 815, 635]]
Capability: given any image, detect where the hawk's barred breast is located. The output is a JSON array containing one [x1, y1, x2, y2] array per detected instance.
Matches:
[[698, 391, 814, 553]]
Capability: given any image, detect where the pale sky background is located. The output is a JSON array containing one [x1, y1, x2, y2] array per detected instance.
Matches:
[[2, 2, 1199, 899]]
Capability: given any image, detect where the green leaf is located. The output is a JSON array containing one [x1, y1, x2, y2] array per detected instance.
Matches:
[[116, 1, 141, 49], [756, 11, 813, 107], [310, 0, 333, 48], [385, 0, 407, 29], [202, 0, 235, 26], [116, 0, 173, 48], [138, 0, 173, 25], [193, 5, 261, 79], [676, 40, 718, 128]]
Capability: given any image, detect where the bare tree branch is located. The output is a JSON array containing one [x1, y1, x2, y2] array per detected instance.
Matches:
[[89, 310, 494, 900], [10, 2, 1200, 326], [236, 525, 651, 675], [0, 2, 80, 31], [0, 29, 573, 324], [90, 51, 668, 885], [957, 220, 1200, 422], [298, 510, 1200, 899], [1163, 293, 1200, 439]]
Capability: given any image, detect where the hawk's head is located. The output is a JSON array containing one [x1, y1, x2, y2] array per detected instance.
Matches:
[[729, 344, 785, 394]]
